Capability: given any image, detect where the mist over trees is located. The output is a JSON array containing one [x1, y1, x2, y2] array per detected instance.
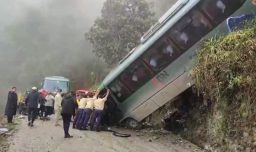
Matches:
[[147, 0, 177, 17], [0, 0, 178, 112], [0, 0, 106, 111], [86, 0, 156, 65]]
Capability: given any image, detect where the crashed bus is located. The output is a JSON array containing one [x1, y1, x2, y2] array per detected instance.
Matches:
[[99, 0, 256, 128], [42, 76, 70, 94]]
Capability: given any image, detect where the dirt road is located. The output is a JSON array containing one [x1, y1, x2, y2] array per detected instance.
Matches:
[[7, 117, 202, 152]]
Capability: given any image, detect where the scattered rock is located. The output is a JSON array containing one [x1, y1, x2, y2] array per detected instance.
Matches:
[[0, 128, 9, 135], [243, 132, 249, 138], [204, 144, 210, 150], [253, 142, 256, 146], [136, 133, 143, 137], [152, 136, 160, 140], [148, 139, 152, 142], [245, 147, 251, 152], [159, 129, 170, 135], [17, 115, 25, 119]]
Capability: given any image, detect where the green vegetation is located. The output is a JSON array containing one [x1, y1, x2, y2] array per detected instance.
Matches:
[[87, 0, 156, 65], [192, 21, 256, 151]]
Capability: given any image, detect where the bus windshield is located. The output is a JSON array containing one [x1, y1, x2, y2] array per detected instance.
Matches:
[[43, 79, 69, 93]]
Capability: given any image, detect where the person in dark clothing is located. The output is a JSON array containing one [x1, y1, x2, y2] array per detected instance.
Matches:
[[38, 92, 46, 119], [61, 93, 76, 138], [4, 87, 18, 123], [25, 87, 40, 127], [70, 91, 78, 124]]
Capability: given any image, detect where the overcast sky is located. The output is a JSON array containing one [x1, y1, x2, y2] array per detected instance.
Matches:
[[0, 0, 105, 109], [0, 0, 178, 111]]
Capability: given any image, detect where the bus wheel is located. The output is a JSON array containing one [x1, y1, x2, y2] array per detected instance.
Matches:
[[125, 118, 142, 130]]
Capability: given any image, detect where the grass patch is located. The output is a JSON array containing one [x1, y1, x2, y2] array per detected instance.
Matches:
[[191, 20, 256, 151]]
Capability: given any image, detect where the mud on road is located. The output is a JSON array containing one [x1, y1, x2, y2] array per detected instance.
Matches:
[[6, 116, 202, 152]]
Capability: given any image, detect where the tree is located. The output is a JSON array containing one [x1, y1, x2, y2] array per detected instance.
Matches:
[[86, 0, 156, 65]]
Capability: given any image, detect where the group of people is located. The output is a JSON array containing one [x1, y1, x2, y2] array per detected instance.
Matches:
[[25, 86, 58, 127], [4, 86, 111, 138], [61, 89, 110, 138], [73, 89, 110, 131]]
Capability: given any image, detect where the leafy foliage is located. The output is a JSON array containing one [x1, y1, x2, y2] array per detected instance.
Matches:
[[192, 21, 256, 104], [192, 21, 256, 151], [86, 0, 156, 65]]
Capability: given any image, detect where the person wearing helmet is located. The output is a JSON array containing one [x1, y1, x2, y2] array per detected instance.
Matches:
[[25, 87, 40, 127]]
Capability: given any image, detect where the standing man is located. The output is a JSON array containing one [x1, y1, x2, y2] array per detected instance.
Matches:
[[25, 87, 40, 127], [44, 92, 55, 118], [54, 89, 62, 126], [72, 93, 80, 128], [4, 87, 18, 123], [61, 93, 76, 138], [90, 89, 110, 131], [38, 91, 46, 119]]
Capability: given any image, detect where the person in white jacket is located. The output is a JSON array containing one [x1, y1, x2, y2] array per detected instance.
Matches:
[[54, 89, 62, 126]]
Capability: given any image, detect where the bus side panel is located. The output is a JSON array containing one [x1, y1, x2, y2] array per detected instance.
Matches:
[[119, 82, 156, 117], [129, 99, 159, 122], [171, 72, 192, 95], [119, 46, 194, 120], [128, 72, 191, 122], [150, 80, 180, 108], [117, 0, 256, 123]]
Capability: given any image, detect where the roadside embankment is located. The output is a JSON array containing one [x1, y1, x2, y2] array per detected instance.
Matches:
[[190, 21, 256, 151], [147, 21, 256, 152]]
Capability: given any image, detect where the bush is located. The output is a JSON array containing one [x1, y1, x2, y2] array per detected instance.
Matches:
[[192, 20, 256, 105], [192, 21, 256, 151]]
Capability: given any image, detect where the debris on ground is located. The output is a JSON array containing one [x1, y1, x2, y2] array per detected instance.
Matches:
[[7, 117, 202, 152], [0, 128, 9, 135], [17, 115, 26, 119], [142, 21, 256, 152]]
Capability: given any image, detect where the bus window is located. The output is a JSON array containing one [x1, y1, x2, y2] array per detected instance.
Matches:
[[109, 80, 131, 102], [200, 0, 244, 25], [168, 10, 212, 50], [120, 60, 153, 91], [143, 37, 181, 72]]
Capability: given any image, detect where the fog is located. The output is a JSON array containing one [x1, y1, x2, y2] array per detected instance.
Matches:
[[0, 0, 178, 112], [0, 0, 105, 111]]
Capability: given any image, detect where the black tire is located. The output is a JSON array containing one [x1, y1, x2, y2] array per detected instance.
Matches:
[[125, 118, 142, 130], [112, 131, 131, 137], [102, 127, 131, 138]]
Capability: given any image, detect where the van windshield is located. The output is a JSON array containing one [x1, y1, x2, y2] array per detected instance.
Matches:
[[43, 79, 69, 93]]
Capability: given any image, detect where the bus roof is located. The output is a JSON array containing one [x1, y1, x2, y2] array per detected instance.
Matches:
[[44, 76, 70, 81], [101, 0, 199, 88]]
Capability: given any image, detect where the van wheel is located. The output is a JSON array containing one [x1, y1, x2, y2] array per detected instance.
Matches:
[[125, 118, 142, 130]]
